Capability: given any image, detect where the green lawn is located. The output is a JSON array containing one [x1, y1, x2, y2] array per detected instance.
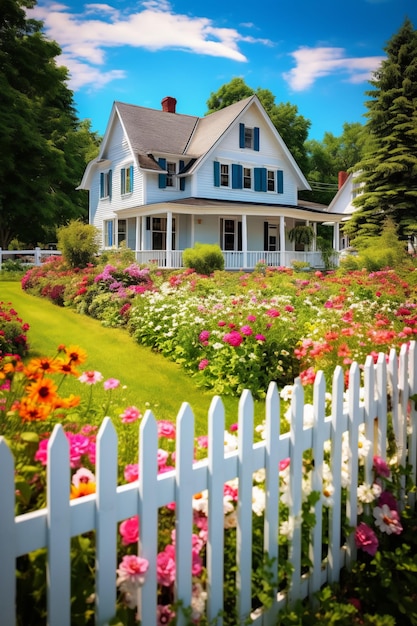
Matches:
[[1, 281, 263, 433]]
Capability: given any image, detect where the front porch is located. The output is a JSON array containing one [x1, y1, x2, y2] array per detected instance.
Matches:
[[134, 249, 337, 270]]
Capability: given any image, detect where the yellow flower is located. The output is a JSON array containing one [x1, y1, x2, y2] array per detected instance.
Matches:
[[26, 378, 58, 405], [65, 345, 87, 366]]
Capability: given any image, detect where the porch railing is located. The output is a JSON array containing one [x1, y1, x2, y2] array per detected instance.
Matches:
[[134, 250, 336, 270]]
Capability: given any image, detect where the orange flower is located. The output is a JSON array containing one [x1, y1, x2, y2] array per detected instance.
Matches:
[[54, 358, 80, 377], [70, 482, 96, 499], [55, 394, 81, 409], [25, 356, 61, 377], [65, 345, 87, 366], [17, 398, 51, 422], [26, 378, 58, 405]]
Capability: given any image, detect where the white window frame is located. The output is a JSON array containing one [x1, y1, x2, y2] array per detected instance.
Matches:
[[166, 162, 177, 188], [220, 164, 229, 187], [267, 170, 275, 192], [100, 171, 111, 199], [121, 165, 133, 195], [243, 167, 252, 189]]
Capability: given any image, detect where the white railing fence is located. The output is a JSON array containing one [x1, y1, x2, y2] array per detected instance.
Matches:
[[1, 344, 416, 626], [0, 247, 61, 268]]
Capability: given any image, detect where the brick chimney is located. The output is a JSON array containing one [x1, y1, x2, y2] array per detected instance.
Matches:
[[338, 171, 349, 189], [161, 96, 177, 113]]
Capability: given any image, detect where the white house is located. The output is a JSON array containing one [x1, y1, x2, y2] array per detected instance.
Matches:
[[326, 171, 362, 252], [78, 95, 346, 269]]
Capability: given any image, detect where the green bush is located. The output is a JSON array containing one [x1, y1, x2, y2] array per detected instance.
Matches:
[[57, 220, 99, 269], [182, 243, 224, 275]]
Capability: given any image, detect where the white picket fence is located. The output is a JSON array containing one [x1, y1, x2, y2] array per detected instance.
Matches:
[[1, 344, 417, 626], [0, 247, 61, 268]]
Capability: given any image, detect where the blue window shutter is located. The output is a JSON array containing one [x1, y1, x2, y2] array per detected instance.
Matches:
[[120, 168, 125, 194], [232, 164, 242, 189], [213, 161, 220, 187], [254, 127, 260, 151], [108, 170, 112, 200], [254, 167, 267, 192], [277, 170, 284, 194], [129, 165, 134, 192], [108, 220, 113, 246], [158, 158, 167, 188], [179, 160, 185, 191], [239, 123, 245, 148], [100, 172, 104, 198]]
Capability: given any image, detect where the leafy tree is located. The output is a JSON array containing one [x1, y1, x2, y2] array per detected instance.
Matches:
[[206, 78, 311, 171], [344, 19, 417, 243], [301, 122, 369, 204], [0, 0, 100, 249]]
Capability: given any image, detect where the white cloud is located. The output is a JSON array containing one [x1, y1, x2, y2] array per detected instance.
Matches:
[[283, 46, 385, 91], [29, 1, 271, 90]]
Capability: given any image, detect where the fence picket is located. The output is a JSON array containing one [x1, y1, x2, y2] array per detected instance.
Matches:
[[139, 410, 159, 626], [363, 355, 375, 489], [345, 363, 360, 568], [47, 425, 71, 626], [409, 342, 417, 508], [288, 379, 304, 601], [309, 371, 326, 598], [175, 402, 195, 626], [207, 396, 226, 625], [95, 417, 118, 625], [236, 390, 255, 623], [376, 353, 388, 459], [328, 366, 345, 584], [0, 439, 16, 626]]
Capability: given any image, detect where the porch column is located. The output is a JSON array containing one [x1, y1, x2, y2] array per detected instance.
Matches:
[[333, 222, 340, 251], [241, 214, 248, 269], [312, 222, 317, 251], [166, 211, 172, 268], [141, 216, 146, 251], [279, 216, 285, 266], [135, 216, 140, 252]]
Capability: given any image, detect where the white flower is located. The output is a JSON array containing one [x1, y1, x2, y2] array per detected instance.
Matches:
[[280, 385, 294, 402], [253, 468, 266, 483], [322, 483, 335, 507], [279, 518, 295, 539], [224, 510, 237, 528], [373, 504, 403, 535], [192, 490, 208, 514], [357, 483, 377, 504], [223, 431, 238, 452], [303, 404, 315, 428], [191, 583, 207, 621], [251, 486, 266, 516]]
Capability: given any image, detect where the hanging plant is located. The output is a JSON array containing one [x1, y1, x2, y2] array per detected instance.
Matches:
[[288, 225, 315, 247]]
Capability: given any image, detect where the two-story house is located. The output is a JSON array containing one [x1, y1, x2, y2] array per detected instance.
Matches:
[[78, 95, 346, 269]]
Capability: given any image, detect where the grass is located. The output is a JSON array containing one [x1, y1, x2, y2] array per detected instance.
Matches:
[[1, 281, 265, 434]]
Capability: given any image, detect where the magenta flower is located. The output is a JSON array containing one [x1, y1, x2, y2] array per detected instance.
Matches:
[[79, 370, 103, 385], [247, 314, 257, 322], [157, 605, 176, 625], [157, 448, 169, 468], [354, 522, 379, 556], [157, 544, 176, 586], [199, 330, 210, 342], [103, 377, 120, 390], [197, 435, 209, 448], [117, 554, 148, 587], [218, 320, 226, 327], [124, 463, 139, 482], [120, 406, 141, 424], [223, 330, 243, 347], [373, 455, 391, 478], [255, 334, 266, 342], [198, 358, 209, 370], [378, 490, 398, 511], [240, 325, 253, 336], [119, 516, 139, 545], [279, 457, 290, 472], [266, 308, 280, 318]]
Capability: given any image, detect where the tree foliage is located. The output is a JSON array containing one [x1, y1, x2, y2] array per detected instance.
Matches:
[[206, 77, 311, 171], [344, 19, 417, 243], [57, 220, 99, 268], [0, 0, 100, 249]]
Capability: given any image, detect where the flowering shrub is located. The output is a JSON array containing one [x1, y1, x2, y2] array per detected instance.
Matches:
[[21, 261, 417, 399], [0, 301, 30, 357]]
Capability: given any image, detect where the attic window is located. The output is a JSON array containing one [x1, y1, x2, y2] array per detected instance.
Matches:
[[244, 127, 254, 149]]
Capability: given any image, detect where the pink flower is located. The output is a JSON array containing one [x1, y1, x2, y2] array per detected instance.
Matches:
[[198, 358, 209, 370], [266, 308, 280, 318], [354, 522, 379, 556], [157, 544, 176, 586], [373, 455, 390, 478], [124, 463, 139, 482], [197, 435, 208, 448], [157, 448, 169, 468], [158, 420, 176, 439], [119, 516, 139, 545], [218, 320, 226, 327], [78, 370, 103, 385], [240, 325, 253, 336], [157, 604, 176, 625], [255, 334, 266, 342], [247, 314, 256, 322], [117, 554, 148, 587], [223, 330, 243, 347], [199, 330, 210, 342], [279, 457, 290, 472], [378, 490, 398, 511], [72, 467, 95, 487], [103, 378, 120, 390], [120, 406, 141, 424], [229, 423, 238, 432], [373, 504, 403, 535]]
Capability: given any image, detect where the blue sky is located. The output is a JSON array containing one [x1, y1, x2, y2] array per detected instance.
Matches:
[[30, 0, 416, 140]]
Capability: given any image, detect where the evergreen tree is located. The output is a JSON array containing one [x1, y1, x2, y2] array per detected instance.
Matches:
[[344, 19, 417, 242], [0, 0, 100, 248]]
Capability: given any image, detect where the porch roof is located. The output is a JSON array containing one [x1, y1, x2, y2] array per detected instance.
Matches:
[[113, 197, 346, 223]]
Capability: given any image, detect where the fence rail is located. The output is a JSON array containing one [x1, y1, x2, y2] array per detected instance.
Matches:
[[1, 343, 416, 625], [0, 247, 61, 268]]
